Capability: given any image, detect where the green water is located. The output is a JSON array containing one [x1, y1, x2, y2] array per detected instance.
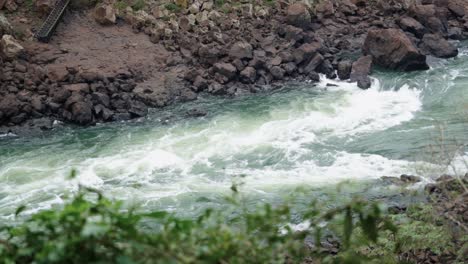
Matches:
[[1, 46, 467, 221]]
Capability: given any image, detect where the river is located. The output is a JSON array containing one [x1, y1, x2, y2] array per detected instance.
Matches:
[[1, 45, 467, 222]]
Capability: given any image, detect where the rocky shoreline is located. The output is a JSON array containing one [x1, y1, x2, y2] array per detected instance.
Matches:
[[1, 0, 468, 135]]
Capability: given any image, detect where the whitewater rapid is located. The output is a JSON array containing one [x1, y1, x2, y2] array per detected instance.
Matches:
[[1, 47, 467, 220]]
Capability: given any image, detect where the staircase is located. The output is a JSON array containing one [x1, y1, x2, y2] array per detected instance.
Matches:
[[35, 0, 70, 42]]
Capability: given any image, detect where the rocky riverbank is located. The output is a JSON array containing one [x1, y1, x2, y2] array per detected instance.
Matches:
[[1, 0, 468, 135]]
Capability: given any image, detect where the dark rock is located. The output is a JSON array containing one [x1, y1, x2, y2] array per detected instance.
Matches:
[[193, 76, 209, 91], [213, 62, 237, 80], [270, 66, 285, 80], [308, 71, 320, 82], [419, 33, 458, 58], [128, 100, 148, 117], [293, 42, 321, 64], [363, 29, 429, 71], [337, 60, 352, 80], [208, 82, 226, 95], [70, 101, 93, 125], [63, 83, 90, 93], [350, 55, 372, 89], [303, 53, 324, 74], [186, 108, 207, 117], [398, 16, 426, 38], [91, 92, 110, 107], [286, 3, 311, 29], [240, 66, 257, 83], [400, 174, 422, 183], [408, 4, 447, 34], [229, 41, 253, 59], [0, 94, 19, 118]]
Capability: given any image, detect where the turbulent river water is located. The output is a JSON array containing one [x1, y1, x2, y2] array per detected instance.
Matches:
[[1, 45, 467, 222]]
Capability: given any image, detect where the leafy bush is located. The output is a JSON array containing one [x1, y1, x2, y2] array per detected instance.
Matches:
[[0, 186, 398, 263]]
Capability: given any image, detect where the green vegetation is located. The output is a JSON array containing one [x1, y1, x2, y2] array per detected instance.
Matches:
[[131, 0, 145, 11], [164, 2, 182, 13], [0, 185, 400, 263]]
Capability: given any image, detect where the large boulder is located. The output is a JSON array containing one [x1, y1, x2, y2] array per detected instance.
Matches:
[[94, 4, 116, 25], [0, 35, 24, 59], [286, 3, 311, 29], [419, 33, 458, 58], [350, 56, 373, 89], [363, 29, 429, 71], [337, 60, 352, 80]]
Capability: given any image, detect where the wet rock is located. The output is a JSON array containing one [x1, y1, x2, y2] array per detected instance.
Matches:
[[363, 29, 429, 71], [70, 101, 94, 125], [270, 66, 285, 80], [337, 60, 352, 80], [186, 108, 207, 117], [0, 35, 24, 60], [350, 55, 372, 89], [94, 4, 117, 26], [286, 3, 311, 29], [303, 53, 324, 74], [240, 66, 257, 84], [193, 75, 209, 91], [398, 16, 426, 38], [229, 41, 253, 59], [128, 100, 148, 117], [419, 33, 458, 58], [400, 174, 422, 183]]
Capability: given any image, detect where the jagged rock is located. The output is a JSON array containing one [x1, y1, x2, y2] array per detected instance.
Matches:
[[213, 62, 237, 80], [240, 66, 256, 83], [293, 42, 321, 64], [270, 66, 285, 80], [0, 35, 23, 59], [94, 4, 117, 25], [193, 76, 209, 91], [0, 94, 20, 119], [400, 174, 422, 183], [447, 0, 465, 17], [419, 33, 458, 58], [286, 3, 311, 29], [303, 53, 324, 74], [63, 83, 90, 93], [398, 16, 426, 38], [337, 60, 352, 80], [46, 65, 68, 82], [315, 0, 335, 19], [0, 14, 12, 36], [3, 0, 17, 12], [350, 56, 372, 89], [363, 29, 429, 71], [408, 4, 447, 34], [229, 41, 253, 59]]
